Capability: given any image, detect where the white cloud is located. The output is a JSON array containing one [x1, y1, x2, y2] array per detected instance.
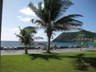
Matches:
[[42, 4, 44, 8], [18, 3, 44, 22], [10, 28, 19, 31], [2, 28, 19, 31], [18, 3, 44, 17], [1, 33, 19, 41], [19, 7, 37, 17], [1, 28, 20, 41], [34, 29, 47, 41], [17, 16, 32, 22]]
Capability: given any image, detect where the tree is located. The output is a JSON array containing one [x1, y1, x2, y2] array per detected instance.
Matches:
[[15, 26, 43, 54], [76, 29, 94, 51], [28, 0, 83, 53]]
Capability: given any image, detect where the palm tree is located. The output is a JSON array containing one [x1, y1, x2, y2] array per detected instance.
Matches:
[[15, 26, 43, 54], [28, 0, 83, 53]]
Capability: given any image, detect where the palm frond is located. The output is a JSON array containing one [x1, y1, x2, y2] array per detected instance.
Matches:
[[53, 25, 70, 31], [15, 33, 24, 39], [24, 26, 37, 34], [55, 14, 83, 24], [18, 28, 26, 37], [31, 19, 46, 28], [55, 19, 83, 27], [18, 26, 22, 32], [15, 26, 39, 46], [15, 33, 25, 44], [44, 0, 73, 21], [64, 14, 83, 18], [38, 2, 42, 10], [29, 2, 45, 22], [29, 0, 73, 23], [67, 19, 83, 24], [30, 38, 34, 41], [53, 14, 83, 31], [50, 32, 56, 39]]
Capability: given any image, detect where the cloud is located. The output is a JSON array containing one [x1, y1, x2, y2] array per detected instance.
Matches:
[[2, 27, 19, 31], [34, 29, 47, 41], [17, 16, 32, 22], [19, 7, 37, 17], [18, 3, 44, 17], [1, 28, 20, 41], [10, 28, 19, 31], [18, 3, 44, 22], [1, 32, 19, 41], [42, 4, 44, 8]]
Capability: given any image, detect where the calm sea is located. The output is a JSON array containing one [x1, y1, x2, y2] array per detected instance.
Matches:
[[1, 41, 96, 47]]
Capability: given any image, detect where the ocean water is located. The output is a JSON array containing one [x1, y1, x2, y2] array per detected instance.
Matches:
[[1, 41, 96, 47]]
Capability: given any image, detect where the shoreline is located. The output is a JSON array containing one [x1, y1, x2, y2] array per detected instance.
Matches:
[[1, 48, 96, 56]]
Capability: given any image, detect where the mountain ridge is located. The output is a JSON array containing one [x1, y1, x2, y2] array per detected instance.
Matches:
[[52, 30, 96, 42]]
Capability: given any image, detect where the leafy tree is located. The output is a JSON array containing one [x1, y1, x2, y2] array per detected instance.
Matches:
[[15, 26, 43, 54], [28, 0, 83, 53], [76, 29, 93, 50]]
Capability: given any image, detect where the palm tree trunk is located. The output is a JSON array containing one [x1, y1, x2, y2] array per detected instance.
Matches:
[[80, 47, 82, 51], [47, 36, 51, 53], [25, 45, 28, 54]]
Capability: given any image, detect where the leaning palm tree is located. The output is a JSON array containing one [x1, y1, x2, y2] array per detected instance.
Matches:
[[28, 0, 83, 53], [15, 26, 43, 54]]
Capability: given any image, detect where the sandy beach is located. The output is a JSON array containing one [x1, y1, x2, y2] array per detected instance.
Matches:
[[1, 48, 96, 56]]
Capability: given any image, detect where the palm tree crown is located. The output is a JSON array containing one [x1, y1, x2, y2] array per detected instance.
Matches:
[[28, 0, 83, 53], [15, 26, 36, 46], [15, 26, 37, 54]]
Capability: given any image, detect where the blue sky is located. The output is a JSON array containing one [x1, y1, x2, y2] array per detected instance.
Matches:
[[1, 0, 96, 41]]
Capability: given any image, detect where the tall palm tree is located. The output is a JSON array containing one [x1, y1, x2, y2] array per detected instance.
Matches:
[[28, 0, 83, 53], [15, 26, 43, 54]]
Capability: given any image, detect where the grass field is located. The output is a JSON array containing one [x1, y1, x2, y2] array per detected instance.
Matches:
[[1, 51, 96, 72]]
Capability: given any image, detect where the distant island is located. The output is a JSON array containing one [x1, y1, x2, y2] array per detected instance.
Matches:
[[52, 30, 96, 42]]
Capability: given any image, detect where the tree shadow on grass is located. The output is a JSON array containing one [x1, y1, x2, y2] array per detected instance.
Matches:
[[28, 52, 96, 71], [59, 53, 96, 71], [28, 53, 62, 61], [73, 53, 89, 71], [75, 54, 96, 71]]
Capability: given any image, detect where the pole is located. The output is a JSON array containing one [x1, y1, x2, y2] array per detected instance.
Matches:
[[0, 0, 3, 48]]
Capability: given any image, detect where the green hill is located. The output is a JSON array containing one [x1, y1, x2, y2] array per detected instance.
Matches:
[[52, 30, 96, 42]]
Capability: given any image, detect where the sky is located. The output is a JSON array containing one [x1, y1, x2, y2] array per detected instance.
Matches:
[[1, 0, 96, 41]]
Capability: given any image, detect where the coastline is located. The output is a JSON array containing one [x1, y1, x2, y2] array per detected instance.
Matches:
[[1, 47, 96, 56]]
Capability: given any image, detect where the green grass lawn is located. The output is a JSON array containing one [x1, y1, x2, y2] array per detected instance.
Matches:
[[1, 51, 96, 72]]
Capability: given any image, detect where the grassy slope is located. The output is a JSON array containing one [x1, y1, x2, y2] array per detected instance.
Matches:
[[1, 51, 96, 72]]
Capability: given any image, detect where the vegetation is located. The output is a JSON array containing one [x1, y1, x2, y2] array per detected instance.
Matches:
[[94, 44, 96, 47], [1, 51, 96, 72], [28, 0, 83, 53], [15, 26, 43, 54], [53, 30, 96, 42]]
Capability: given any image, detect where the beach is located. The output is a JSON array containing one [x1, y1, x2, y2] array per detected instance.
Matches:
[[1, 48, 96, 56], [1, 41, 96, 56]]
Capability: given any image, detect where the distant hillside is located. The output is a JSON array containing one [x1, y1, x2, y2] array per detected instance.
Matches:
[[52, 30, 96, 42]]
